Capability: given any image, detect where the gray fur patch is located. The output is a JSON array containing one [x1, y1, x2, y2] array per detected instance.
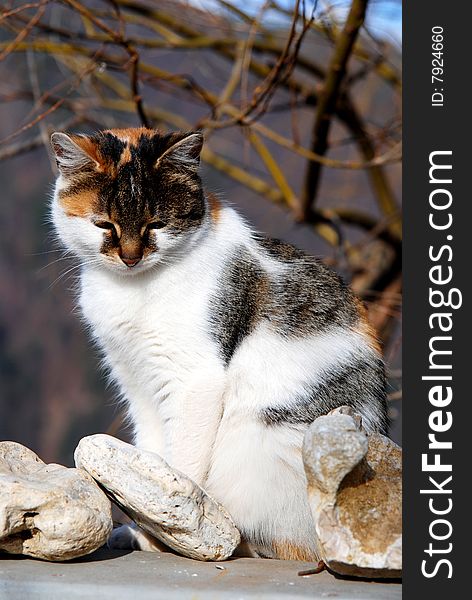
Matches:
[[258, 237, 358, 335], [209, 237, 359, 364], [261, 356, 388, 433], [209, 249, 269, 364]]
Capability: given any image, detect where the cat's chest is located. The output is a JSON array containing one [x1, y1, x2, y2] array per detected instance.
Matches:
[[79, 268, 214, 370]]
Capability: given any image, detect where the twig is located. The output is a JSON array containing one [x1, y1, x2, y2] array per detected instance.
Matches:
[[301, 0, 368, 220], [338, 95, 402, 239], [246, 130, 299, 213], [0, 0, 46, 62], [0, 2, 43, 24], [26, 48, 56, 171], [109, 0, 401, 221], [61, 0, 149, 127], [0, 40, 401, 174], [366, 275, 402, 341], [298, 561, 326, 576], [0, 54, 97, 145], [0, 115, 86, 161], [269, 0, 401, 89]]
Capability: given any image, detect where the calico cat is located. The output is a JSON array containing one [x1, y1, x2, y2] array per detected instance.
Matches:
[[50, 127, 388, 560]]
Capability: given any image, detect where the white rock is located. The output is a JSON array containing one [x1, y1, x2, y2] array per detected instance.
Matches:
[[0, 441, 113, 561], [303, 412, 368, 497], [303, 407, 402, 578], [75, 434, 240, 561]]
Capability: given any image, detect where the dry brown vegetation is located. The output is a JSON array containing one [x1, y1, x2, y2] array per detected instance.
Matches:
[[0, 0, 402, 453]]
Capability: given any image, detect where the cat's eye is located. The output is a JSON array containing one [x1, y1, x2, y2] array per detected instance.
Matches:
[[94, 221, 115, 231], [147, 221, 166, 230], [184, 208, 202, 221]]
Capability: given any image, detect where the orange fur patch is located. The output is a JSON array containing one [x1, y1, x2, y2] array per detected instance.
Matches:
[[104, 127, 155, 146], [103, 128, 158, 170], [117, 145, 132, 168], [271, 540, 318, 562], [120, 238, 142, 257], [207, 192, 222, 223], [59, 190, 98, 217], [69, 134, 116, 175], [69, 135, 100, 162], [354, 297, 382, 355]]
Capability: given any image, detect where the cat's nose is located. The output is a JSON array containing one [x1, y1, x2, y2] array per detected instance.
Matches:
[[121, 255, 141, 267]]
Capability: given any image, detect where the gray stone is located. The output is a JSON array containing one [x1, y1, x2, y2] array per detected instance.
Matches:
[[0, 441, 113, 561], [0, 547, 402, 600], [74, 434, 240, 561], [303, 407, 402, 578]]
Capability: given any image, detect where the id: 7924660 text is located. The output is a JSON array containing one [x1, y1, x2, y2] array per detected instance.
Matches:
[[431, 26, 444, 107]]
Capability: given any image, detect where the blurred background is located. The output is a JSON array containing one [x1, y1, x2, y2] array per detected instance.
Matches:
[[0, 0, 402, 465]]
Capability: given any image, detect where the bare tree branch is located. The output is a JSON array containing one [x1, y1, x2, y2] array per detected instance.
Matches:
[[301, 0, 368, 219]]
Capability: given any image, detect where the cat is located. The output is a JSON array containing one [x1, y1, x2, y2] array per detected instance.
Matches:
[[50, 127, 388, 560]]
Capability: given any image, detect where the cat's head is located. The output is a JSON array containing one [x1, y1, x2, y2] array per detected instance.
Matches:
[[50, 128, 208, 274]]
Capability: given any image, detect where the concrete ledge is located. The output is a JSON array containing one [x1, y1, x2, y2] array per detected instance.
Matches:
[[0, 548, 401, 599]]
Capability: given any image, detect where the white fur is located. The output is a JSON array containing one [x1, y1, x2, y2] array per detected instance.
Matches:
[[52, 192, 378, 558]]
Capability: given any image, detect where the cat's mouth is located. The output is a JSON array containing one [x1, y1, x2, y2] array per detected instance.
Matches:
[[98, 251, 164, 276]]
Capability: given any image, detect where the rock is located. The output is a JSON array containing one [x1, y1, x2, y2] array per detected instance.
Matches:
[[75, 434, 241, 561], [0, 441, 113, 561], [303, 407, 402, 578]]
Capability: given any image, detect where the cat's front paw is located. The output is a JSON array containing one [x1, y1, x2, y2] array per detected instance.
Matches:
[[108, 523, 167, 552]]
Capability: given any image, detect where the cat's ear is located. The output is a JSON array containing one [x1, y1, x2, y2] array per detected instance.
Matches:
[[156, 131, 203, 171], [51, 132, 99, 177]]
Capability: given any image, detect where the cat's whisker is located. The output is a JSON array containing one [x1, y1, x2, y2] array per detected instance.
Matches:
[[47, 264, 83, 290], [47, 258, 103, 289], [38, 248, 99, 274], [37, 254, 75, 273], [27, 248, 67, 257]]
